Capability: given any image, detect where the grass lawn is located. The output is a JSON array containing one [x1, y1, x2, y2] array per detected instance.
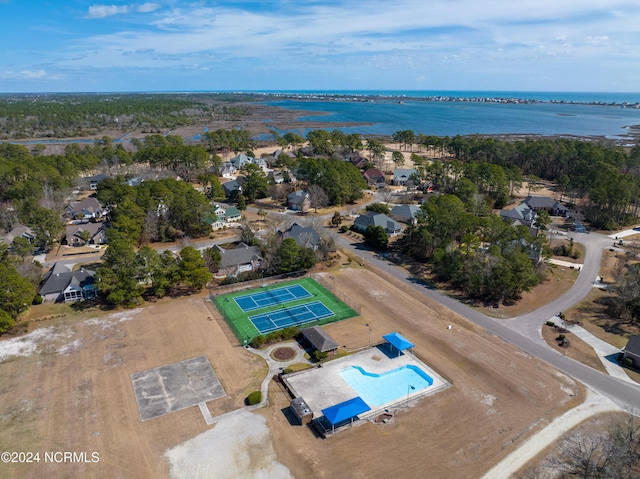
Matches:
[[211, 277, 358, 343]]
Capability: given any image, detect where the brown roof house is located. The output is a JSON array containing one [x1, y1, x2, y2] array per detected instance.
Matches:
[[363, 168, 386, 187], [622, 335, 640, 367], [65, 222, 107, 247], [287, 190, 311, 213]]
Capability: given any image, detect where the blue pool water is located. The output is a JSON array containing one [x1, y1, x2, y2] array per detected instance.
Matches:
[[340, 365, 433, 407]]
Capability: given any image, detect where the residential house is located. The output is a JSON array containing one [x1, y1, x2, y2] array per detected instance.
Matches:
[[268, 169, 296, 184], [2, 225, 35, 244], [393, 168, 418, 186], [622, 335, 640, 367], [287, 190, 311, 213], [65, 197, 106, 221], [300, 326, 339, 356], [225, 207, 242, 222], [65, 222, 107, 246], [220, 163, 238, 178], [500, 202, 536, 226], [222, 178, 244, 197], [279, 223, 322, 250], [353, 212, 403, 236], [85, 173, 110, 190], [230, 153, 268, 172], [126, 176, 144, 187], [349, 155, 368, 169], [39, 263, 97, 303], [524, 195, 569, 217], [213, 242, 264, 277], [363, 168, 386, 187], [390, 204, 421, 225]]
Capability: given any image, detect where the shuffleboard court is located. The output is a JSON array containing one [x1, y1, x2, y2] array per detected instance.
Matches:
[[250, 301, 334, 334], [234, 284, 312, 312]]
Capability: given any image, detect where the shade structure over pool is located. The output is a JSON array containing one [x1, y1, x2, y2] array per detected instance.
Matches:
[[321, 396, 371, 426], [383, 332, 414, 355]]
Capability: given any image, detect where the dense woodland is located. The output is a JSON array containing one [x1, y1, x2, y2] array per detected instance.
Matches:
[[0, 93, 256, 139]]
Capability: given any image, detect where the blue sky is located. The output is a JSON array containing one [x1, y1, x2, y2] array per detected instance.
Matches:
[[1, 0, 639, 93]]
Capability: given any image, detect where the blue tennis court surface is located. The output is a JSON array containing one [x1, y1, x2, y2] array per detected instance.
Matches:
[[234, 284, 312, 312], [250, 301, 334, 334]]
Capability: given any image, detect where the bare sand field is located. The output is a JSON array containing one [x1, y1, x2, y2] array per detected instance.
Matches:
[[0, 266, 583, 479]]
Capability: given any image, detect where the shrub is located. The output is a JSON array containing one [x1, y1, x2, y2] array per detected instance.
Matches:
[[623, 357, 634, 367], [246, 391, 262, 405], [32, 294, 43, 305], [339, 225, 349, 233], [556, 334, 566, 341], [251, 335, 266, 348], [545, 321, 555, 327], [314, 350, 328, 362]]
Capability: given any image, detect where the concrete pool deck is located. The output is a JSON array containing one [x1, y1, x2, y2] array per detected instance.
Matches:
[[285, 346, 450, 418]]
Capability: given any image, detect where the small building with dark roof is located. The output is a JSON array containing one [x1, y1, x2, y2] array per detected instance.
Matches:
[[622, 335, 640, 367], [290, 397, 313, 425], [300, 326, 339, 356]]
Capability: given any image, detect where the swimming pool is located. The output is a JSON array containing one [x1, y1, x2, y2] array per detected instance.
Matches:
[[340, 365, 434, 407]]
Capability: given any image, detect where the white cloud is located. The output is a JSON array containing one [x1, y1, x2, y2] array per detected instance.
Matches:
[[86, 3, 161, 19], [0, 69, 49, 80]]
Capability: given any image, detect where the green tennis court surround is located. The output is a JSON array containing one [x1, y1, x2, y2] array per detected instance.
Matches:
[[211, 277, 358, 343]]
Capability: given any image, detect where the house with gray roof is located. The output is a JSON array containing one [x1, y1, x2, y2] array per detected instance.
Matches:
[[392, 168, 418, 186], [524, 195, 569, 217], [353, 212, 403, 236], [500, 202, 536, 226], [390, 204, 421, 225], [222, 178, 244, 197], [230, 153, 267, 172], [85, 173, 110, 190], [279, 223, 322, 250], [300, 326, 339, 355], [213, 242, 263, 277], [65, 197, 106, 221], [622, 335, 640, 367], [39, 263, 97, 303]]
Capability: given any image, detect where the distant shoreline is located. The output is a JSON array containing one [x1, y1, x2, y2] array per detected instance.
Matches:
[[248, 91, 640, 109]]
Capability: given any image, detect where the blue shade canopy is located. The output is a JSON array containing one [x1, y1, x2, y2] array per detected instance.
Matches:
[[382, 332, 414, 351], [321, 397, 371, 425]]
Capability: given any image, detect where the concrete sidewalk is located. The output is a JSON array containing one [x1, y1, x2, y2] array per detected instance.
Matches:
[[569, 325, 632, 382], [547, 315, 633, 383]]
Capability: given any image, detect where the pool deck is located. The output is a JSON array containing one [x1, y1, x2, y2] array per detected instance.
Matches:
[[285, 346, 449, 418]]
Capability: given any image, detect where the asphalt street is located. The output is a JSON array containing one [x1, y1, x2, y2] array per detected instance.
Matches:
[[335, 233, 640, 412]]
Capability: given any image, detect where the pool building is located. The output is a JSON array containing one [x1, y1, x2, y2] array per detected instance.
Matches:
[[283, 332, 450, 436]]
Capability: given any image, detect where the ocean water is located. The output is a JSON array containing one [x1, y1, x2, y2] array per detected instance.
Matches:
[[258, 90, 640, 139]]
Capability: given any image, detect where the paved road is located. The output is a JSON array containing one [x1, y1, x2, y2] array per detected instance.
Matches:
[[334, 234, 640, 412]]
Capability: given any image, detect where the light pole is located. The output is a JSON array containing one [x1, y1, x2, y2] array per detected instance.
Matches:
[[365, 323, 372, 348], [406, 385, 415, 408]]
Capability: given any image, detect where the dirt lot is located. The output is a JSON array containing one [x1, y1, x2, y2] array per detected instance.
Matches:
[[0, 293, 264, 479], [262, 267, 583, 479], [0, 264, 584, 479]]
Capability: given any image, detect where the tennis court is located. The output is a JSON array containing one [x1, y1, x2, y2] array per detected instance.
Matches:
[[211, 277, 359, 343], [249, 301, 334, 334], [234, 284, 312, 312]]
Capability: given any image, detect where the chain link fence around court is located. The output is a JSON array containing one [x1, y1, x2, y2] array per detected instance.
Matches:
[[210, 272, 361, 344], [314, 274, 361, 315], [208, 270, 309, 296]]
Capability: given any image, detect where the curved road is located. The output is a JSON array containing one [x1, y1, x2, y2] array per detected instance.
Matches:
[[334, 232, 640, 412]]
